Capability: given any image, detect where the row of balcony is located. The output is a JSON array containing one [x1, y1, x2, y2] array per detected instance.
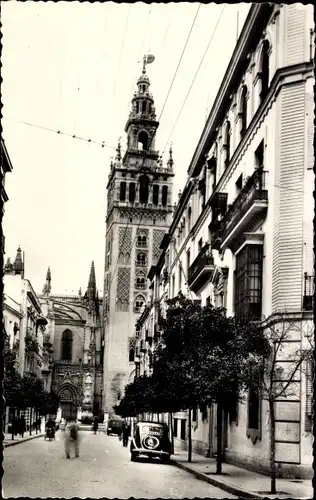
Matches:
[[210, 168, 269, 250]]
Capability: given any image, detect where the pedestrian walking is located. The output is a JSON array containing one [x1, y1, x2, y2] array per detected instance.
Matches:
[[122, 422, 130, 447], [92, 416, 99, 435], [64, 419, 80, 459]]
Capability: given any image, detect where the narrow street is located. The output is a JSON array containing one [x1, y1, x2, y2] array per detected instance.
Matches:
[[3, 431, 236, 499]]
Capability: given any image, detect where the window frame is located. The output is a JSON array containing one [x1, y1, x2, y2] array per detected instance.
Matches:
[[234, 244, 263, 323]]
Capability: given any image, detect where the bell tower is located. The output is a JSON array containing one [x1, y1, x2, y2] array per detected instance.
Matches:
[[103, 56, 174, 417]]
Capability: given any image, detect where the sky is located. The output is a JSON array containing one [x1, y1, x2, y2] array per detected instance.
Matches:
[[2, 1, 251, 296]]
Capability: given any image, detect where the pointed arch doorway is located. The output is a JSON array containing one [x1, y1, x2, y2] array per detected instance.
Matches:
[[58, 383, 78, 421]]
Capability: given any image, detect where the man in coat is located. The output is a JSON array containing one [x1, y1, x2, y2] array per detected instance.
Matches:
[[64, 419, 80, 459]]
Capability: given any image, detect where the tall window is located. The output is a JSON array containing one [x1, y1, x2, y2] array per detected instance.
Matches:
[[234, 245, 263, 323], [240, 85, 248, 137], [61, 330, 73, 361], [172, 274, 175, 297], [136, 273, 146, 289], [129, 182, 136, 203], [178, 265, 182, 291], [119, 181, 126, 201], [188, 206, 192, 231], [134, 296, 145, 313], [224, 122, 231, 166], [255, 140, 264, 168], [161, 185, 168, 206], [137, 234, 147, 248], [129, 349, 135, 363], [139, 174, 149, 204], [260, 40, 270, 102], [136, 252, 147, 267], [186, 249, 191, 276], [153, 184, 159, 205]]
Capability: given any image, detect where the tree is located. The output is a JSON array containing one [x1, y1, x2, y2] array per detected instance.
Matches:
[[249, 313, 312, 494], [152, 293, 271, 467]]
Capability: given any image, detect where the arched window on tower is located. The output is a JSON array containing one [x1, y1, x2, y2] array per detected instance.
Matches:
[[137, 233, 147, 248], [148, 102, 152, 114], [153, 184, 159, 205], [129, 348, 135, 362], [142, 101, 147, 113], [136, 277, 146, 289], [136, 252, 147, 267], [129, 182, 136, 203], [260, 40, 270, 103], [240, 85, 248, 138], [224, 122, 231, 167], [162, 185, 168, 206], [139, 174, 149, 204], [120, 181, 126, 201], [61, 330, 73, 361], [136, 101, 139, 113], [138, 131, 149, 151], [134, 295, 145, 313]]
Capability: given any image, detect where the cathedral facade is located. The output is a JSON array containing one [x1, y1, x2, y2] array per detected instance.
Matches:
[[40, 263, 104, 421], [102, 59, 174, 416]]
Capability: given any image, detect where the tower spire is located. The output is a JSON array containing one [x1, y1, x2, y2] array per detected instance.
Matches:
[[86, 261, 96, 300], [13, 246, 23, 274], [116, 138, 122, 162], [167, 145, 174, 170], [42, 266, 52, 295]]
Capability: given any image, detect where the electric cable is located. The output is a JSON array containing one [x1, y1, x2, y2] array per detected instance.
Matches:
[[158, 3, 201, 122], [111, 5, 132, 105], [123, 6, 152, 120], [162, 5, 226, 155]]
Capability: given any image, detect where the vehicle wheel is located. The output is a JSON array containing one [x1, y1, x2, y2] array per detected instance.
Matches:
[[131, 452, 137, 462], [161, 455, 171, 463]]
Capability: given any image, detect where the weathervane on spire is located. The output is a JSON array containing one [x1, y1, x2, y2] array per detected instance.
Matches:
[[142, 54, 155, 74]]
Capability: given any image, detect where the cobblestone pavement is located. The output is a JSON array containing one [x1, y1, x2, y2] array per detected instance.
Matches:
[[3, 431, 236, 498]]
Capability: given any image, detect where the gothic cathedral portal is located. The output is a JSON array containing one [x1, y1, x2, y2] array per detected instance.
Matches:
[[102, 59, 174, 416]]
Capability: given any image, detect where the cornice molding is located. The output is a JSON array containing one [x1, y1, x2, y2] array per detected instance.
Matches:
[[188, 62, 313, 239], [187, 4, 273, 178]]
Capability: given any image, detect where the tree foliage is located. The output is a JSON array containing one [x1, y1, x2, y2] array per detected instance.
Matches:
[[119, 292, 271, 417]]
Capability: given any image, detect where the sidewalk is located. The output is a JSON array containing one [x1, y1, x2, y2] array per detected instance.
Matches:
[[171, 449, 313, 499], [3, 432, 45, 448]]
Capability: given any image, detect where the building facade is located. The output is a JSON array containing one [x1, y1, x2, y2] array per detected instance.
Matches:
[[3, 247, 51, 431], [102, 59, 174, 417], [1, 139, 13, 254], [134, 3, 314, 478], [39, 262, 104, 422]]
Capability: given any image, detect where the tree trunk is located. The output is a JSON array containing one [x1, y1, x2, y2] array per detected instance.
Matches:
[[216, 403, 223, 474], [188, 408, 192, 463], [29, 407, 33, 436], [269, 399, 277, 494], [169, 412, 174, 455], [11, 408, 15, 440], [35, 411, 38, 434]]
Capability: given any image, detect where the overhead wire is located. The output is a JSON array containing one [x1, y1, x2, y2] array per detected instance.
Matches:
[[107, 4, 202, 304], [2, 117, 121, 152], [111, 5, 132, 106], [123, 5, 152, 120], [162, 5, 226, 156], [158, 3, 201, 122]]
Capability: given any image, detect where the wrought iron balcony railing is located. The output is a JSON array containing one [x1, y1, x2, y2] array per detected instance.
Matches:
[[303, 273, 314, 311], [188, 243, 214, 293], [211, 168, 268, 251]]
